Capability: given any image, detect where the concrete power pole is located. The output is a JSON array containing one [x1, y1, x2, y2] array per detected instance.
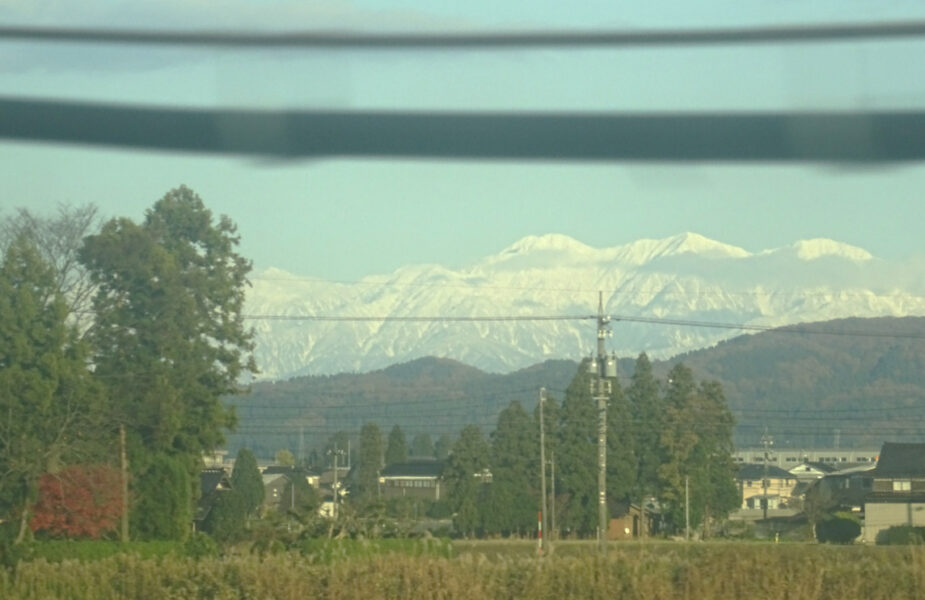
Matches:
[[589, 291, 616, 555], [329, 445, 344, 520], [120, 423, 129, 543], [549, 452, 556, 541], [761, 429, 774, 522], [539, 387, 548, 555]]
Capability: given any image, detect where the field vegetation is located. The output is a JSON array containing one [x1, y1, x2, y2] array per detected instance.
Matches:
[[2, 541, 925, 599]]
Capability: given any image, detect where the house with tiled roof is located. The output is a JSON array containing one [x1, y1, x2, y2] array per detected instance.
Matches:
[[863, 442, 925, 543], [194, 467, 232, 527], [737, 463, 798, 510], [379, 459, 445, 501]]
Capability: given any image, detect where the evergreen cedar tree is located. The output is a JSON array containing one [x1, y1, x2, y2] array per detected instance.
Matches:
[[231, 449, 264, 518], [357, 423, 384, 500], [385, 425, 408, 466], [30, 465, 122, 539], [656, 363, 739, 534], [441, 355, 737, 538], [434, 434, 453, 460], [78, 186, 256, 540], [411, 433, 434, 458], [0, 236, 103, 544], [443, 425, 490, 537], [201, 488, 247, 543], [130, 454, 192, 541], [484, 401, 536, 535]]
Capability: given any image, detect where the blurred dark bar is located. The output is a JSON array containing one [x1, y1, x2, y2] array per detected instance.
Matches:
[[3, 97, 925, 162]]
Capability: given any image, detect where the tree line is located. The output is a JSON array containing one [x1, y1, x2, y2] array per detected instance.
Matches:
[[0, 188, 738, 545], [0, 187, 256, 545], [444, 355, 739, 537], [323, 355, 739, 539]]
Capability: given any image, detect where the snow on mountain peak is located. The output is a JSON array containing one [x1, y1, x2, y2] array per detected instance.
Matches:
[[502, 233, 592, 255], [248, 232, 915, 379], [785, 239, 873, 261], [659, 232, 750, 258], [479, 234, 595, 269], [608, 233, 750, 265]]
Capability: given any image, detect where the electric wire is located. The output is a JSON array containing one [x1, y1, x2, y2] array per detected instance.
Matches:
[[240, 310, 925, 339], [3, 21, 925, 49]]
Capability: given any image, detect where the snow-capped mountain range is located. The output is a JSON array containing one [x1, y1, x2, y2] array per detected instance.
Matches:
[[246, 233, 925, 380]]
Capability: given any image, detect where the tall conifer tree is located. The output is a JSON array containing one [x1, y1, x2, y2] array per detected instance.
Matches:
[[357, 423, 384, 500], [0, 236, 102, 543], [444, 425, 490, 537], [385, 425, 408, 466], [231, 448, 264, 518], [627, 353, 663, 501], [485, 401, 536, 535], [411, 433, 433, 458], [80, 186, 256, 483]]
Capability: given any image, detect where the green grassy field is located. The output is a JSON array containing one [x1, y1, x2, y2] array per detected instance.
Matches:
[[1, 540, 924, 599]]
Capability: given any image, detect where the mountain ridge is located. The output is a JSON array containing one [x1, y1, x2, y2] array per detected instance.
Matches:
[[247, 232, 925, 380], [226, 316, 925, 458]]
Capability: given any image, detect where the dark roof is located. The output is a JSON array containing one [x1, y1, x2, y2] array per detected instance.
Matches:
[[262, 465, 321, 477], [873, 442, 925, 477], [381, 459, 444, 478], [262, 465, 295, 475], [196, 468, 231, 522], [200, 468, 230, 496], [737, 464, 793, 480], [803, 462, 840, 474]]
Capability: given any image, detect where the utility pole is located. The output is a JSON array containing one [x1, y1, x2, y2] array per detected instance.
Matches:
[[761, 429, 774, 522], [539, 387, 548, 556], [549, 452, 556, 542], [329, 445, 344, 520], [685, 475, 690, 541], [120, 423, 129, 543], [589, 291, 616, 555], [298, 425, 305, 468]]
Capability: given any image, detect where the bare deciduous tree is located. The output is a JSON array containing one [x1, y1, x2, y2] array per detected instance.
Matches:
[[0, 203, 101, 332]]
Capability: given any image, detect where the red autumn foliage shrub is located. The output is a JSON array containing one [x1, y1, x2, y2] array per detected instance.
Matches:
[[30, 465, 123, 539]]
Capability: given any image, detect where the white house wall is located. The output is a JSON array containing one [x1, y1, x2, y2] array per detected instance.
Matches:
[[864, 502, 925, 543]]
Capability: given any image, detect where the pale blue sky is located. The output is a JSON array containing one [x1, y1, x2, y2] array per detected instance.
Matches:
[[2, 1, 925, 279]]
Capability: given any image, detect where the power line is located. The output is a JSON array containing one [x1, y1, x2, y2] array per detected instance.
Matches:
[[3, 21, 925, 49], [241, 310, 925, 339], [609, 314, 925, 339], [244, 313, 594, 323]]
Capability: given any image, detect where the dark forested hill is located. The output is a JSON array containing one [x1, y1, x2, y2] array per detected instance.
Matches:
[[226, 358, 580, 460], [226, 316, 925, 459], [658, 316, 925, 449]]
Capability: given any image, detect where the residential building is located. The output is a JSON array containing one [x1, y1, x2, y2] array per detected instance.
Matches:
[[262, 473, 290, 511], [194, 467, 232, 528], [379, 459, 444, 501], [734, 448, 880, 469], [737, 463, 798, 510], [863, 442, 925, 543]]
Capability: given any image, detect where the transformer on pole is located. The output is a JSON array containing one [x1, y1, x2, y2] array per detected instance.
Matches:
[[539, 387, 549, 555], [589, 291, 617, 554]]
